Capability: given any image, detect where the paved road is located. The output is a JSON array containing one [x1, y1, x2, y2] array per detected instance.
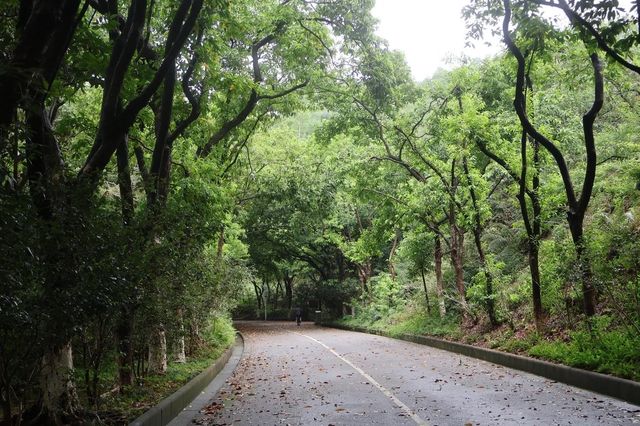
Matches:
[[192, 321, 639, 425]]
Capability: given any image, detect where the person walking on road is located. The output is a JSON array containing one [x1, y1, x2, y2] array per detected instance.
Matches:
[[295, 307, 302, 326]]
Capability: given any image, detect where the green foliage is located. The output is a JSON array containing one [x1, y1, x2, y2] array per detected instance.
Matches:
[[529, 317, 640, 380], [3, 0, 640, 421]]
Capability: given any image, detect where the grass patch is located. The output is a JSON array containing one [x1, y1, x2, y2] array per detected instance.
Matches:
[[336, 308, 640, 383], [528, 327, 640, 381], [337, 305, 460, 340]]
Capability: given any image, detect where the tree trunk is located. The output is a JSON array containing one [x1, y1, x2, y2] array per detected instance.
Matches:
[[148, 325, 167, 374], [434, 235, 446, 318], [388, 229, 400, 280], [528, 242, 544, 331], [450, 222, 469, 316], [284, 273, 293, 310], [472, 227, 498, 326], [175, 309, 186, 363], [448, 160, 469, 319], [569, 218, 596, 317], [115, 311, 134, 387], [502, 13, 602, 318], [462, 156, 498, 326], [253, 282, 263, 311], [420, 266, 431, 314], [25, 99, 80, 423], [116, 135, 134, 224], [274, 281, 282, 311], [357, 262, 371, 296], [40, 342, 78, 424]]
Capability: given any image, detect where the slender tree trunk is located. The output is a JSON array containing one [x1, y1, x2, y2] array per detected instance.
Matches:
[[357, 262, 371, 296], [175, 309, 186, 363], [528, 242, 544, 330], [530, 139, 544, 330], [420, 266, 431, 314], [148, 325, 167, 374], [254, 282, 263, 311], [115, 310, 134, 387], [462, 157, 497, 326], [284, 274, 293, 310], [274, 281, 282, 311], [472, 227, 498, 326], [434, 235, 446, 318], [502, 10, 602, 317], [388, 229, 400, 280], [569, 218, 596, 317]]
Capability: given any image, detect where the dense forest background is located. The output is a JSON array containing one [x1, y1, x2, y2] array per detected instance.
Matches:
[[1, 0, 639, 424]]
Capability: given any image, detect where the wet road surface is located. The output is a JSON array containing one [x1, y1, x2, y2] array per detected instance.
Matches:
[[191, 321, 640, 425]]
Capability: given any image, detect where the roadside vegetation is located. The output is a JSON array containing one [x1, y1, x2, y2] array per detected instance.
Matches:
[[1, 0, 640, 424], [94, 317, 235, 423]]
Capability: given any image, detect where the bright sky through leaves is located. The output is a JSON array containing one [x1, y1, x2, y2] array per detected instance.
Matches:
[[373, 0, 636, 81], [372, 0, 502, 81]]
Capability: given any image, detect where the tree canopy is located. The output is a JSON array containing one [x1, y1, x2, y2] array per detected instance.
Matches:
[[1, 0, 639, 423]]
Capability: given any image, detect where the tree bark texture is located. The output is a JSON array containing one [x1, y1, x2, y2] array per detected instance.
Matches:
[[148, 325, 167, 374], [175, 309, 187, 363], [434, 234, 447, 318], [40, 342, 78, 424]]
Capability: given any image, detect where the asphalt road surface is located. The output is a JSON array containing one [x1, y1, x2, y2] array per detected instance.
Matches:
[[191, 321, 640, 426]]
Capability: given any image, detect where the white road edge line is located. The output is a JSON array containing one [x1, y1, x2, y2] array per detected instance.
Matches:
[[294, 331, 428, 426]]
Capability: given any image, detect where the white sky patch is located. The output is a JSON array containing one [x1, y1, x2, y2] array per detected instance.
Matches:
[[372, 0, 503, 81], [372, 0, 634, 82]]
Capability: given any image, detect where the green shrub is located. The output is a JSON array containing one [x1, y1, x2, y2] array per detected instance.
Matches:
[[529, 317, 640, 380]]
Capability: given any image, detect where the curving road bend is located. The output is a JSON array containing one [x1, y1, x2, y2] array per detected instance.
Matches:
[[192, 321, 639, 426]]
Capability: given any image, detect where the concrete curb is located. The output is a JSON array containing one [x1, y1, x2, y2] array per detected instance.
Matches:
[[130, 333, 242, 426], [324, 322, 640, 406]]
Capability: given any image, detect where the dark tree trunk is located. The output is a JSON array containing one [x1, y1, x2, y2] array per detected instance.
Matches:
[[274, 281, 282, 311], [502, 2, 603, 318], [476, 120, 545, 330], [116, 136, 134, 224], [148, 59, 176, 207], [569, 218, 596, 317], [420, 266, 431, 314], [254, 282, 263, 310], [434, 234, 446, 318], [528, 137, 545, 330], [284, 273, 294, 310], [528, 242, 544, 329], [471, 226, 497, 326], [115, 311, 134, 387]]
